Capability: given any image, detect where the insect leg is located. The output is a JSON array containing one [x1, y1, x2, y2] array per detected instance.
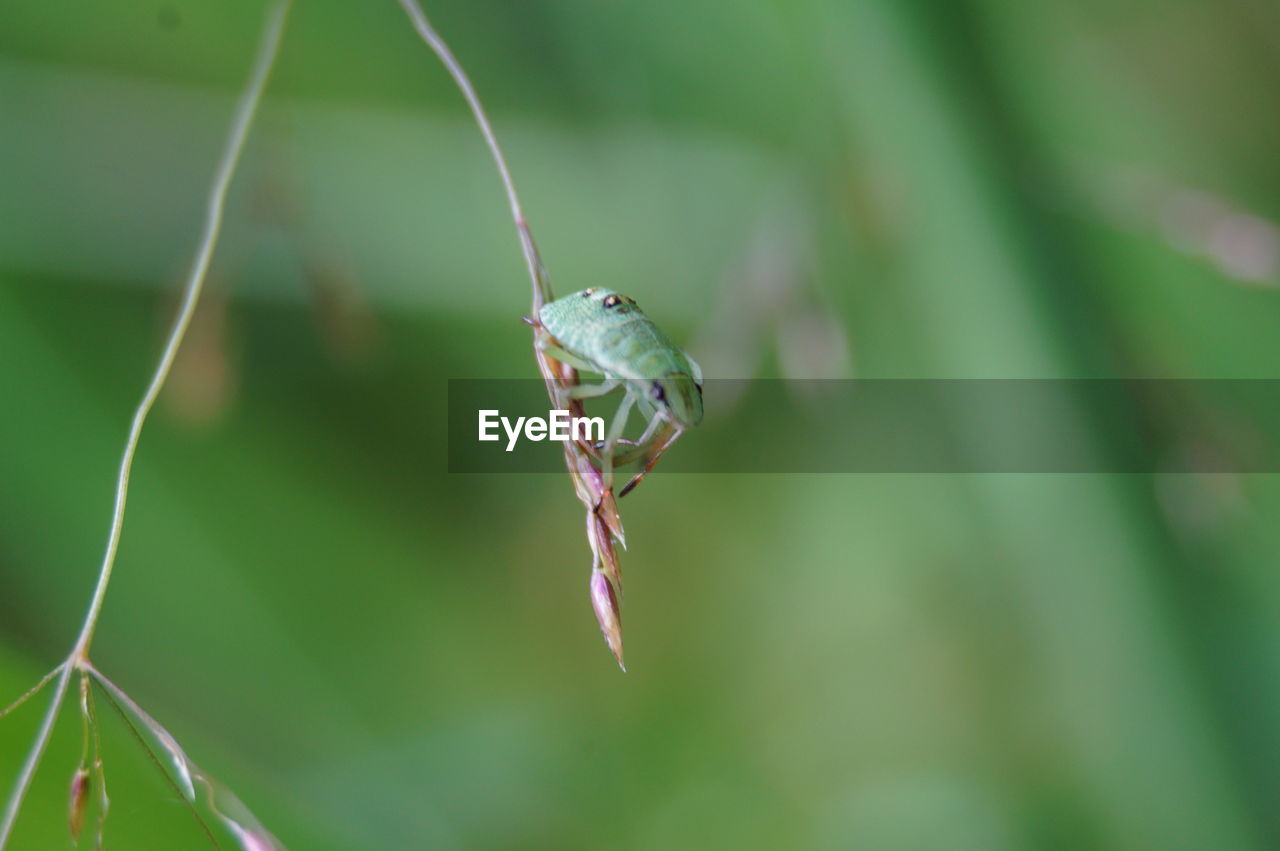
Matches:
[[618, 421, 683, 498], [609, 408, 667, 466], [599, 389, 636, 498], [535, 332, 598, 373], [535, 329, 610, 412], [568, 378, 620, 400]]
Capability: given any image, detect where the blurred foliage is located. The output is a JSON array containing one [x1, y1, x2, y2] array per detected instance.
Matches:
[[2, 0, 1280, 848]]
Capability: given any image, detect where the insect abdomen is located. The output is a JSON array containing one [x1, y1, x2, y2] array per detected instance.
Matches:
[[592, 318, 689, 379]]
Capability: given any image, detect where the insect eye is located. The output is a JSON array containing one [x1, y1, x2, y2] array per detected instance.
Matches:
[[582, 288, 595, 297], [650, 382, 666, 403], [603, 295, 622, 308]]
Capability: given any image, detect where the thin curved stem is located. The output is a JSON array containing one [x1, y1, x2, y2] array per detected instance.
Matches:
[[0, 2, 291, 846], [71, 0, 292, 661], [394, 3, 629, 664], [395, 0, 553, 311], [0, 663, 64, 722], [0, 665, 71, 847]]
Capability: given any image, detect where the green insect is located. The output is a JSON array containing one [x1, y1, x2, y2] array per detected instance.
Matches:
[[533, 287, 703, 499]]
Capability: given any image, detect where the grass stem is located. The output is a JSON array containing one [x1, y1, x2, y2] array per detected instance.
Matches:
[[0, 2, 291, 845]]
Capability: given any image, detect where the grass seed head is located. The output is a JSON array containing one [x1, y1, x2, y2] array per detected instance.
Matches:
[[590, 569, 625, 671], [68, 766, 90, 842]]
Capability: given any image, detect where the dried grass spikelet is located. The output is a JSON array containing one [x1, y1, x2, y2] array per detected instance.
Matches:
[[589, 569, 625, 672], [67, 767, 89, 844], [87, 663, 284, 851], [534, 343, 631, 669]]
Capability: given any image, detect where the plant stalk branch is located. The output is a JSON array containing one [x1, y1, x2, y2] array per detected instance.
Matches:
[[71, 0, 292, 661], [0, 2, 291, 845], [395, 0, 553, 311]]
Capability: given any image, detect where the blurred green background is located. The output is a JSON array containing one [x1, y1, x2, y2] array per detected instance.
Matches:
[[3, 0, 1280, 848]]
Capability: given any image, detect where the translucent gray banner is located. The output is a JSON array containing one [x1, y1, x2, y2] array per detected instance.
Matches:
[[446, 379, 1280, 473]]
